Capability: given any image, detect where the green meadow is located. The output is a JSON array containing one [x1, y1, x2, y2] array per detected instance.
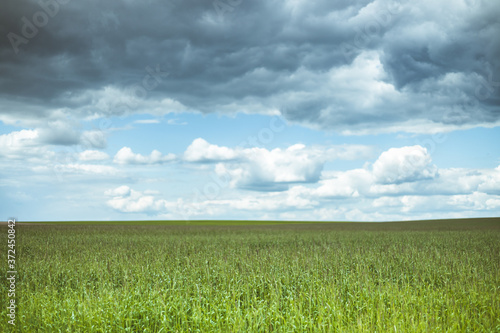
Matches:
[[1, 218, 499, 332]]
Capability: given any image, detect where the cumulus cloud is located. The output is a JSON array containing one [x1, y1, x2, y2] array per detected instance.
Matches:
[[0, 126, 107, 162], [100, 141, 500, 220], [104, 185, 131, 198], [184, 138, 239, 162], [280, 157, 497, 221], [215, 144, 326, 191], [372, 146, 438, 184], [104, 185, 318, 217], [0, 126, 108, 178], [306, 146, 498, 202], [113, 147, 176, 165], [0, 129, 40, 156], [476, 166, 500, 195], [0, 129, 56, 162], [314, 169, 372, 198], [182, 139, 374, 191], [105, 186, 178, 214], [107, 190, 159, 213], [104, 168, 500, 220]]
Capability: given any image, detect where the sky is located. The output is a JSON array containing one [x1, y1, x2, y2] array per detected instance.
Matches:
[[0, 0, 499, 221]]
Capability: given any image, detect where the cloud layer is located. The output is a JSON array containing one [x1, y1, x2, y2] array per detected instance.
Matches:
[[182, 139, 374, 191], [114, 147, 175, 165], [102, 141, 500, 221], [1, 0, 499, 133]]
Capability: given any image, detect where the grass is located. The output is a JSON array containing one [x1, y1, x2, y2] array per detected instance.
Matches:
[[1, 218, 499, 332]]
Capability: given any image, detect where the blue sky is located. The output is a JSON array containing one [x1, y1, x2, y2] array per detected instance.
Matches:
[[1, 0, 499, 221]]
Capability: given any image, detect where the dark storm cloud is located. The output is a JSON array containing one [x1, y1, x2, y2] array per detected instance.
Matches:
[[0, 0, 499, 132]]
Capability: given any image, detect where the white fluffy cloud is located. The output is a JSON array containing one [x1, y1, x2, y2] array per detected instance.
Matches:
[[105, 186, 179, 214], [0, 129, 56, 162], [372, 145, 438, 184], [215, 144, 325, 191], [107, 190, 159, 213], [104, 185, 131, 197], [477, 166, 500, 195], [0, 124, 107, 167], [104, 185, 318, 217], [300, 146, 500, 211], [184, 139, 374, 191], [113, 147, 176, 165], [4, 118, 109, 149], [103, 151, 500, 220], [0, 130, 40, 157], [314, 169, 372, 198], [184, 138, 239, 162]]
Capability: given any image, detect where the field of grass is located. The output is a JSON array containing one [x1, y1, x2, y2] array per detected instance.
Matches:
[[1, 218, 499, 332]]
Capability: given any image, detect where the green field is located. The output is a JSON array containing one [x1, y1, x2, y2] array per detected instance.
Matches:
[[1, 218, 499, 332]]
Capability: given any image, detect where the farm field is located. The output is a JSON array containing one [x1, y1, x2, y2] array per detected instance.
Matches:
[[1, 218, 499, 332]]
